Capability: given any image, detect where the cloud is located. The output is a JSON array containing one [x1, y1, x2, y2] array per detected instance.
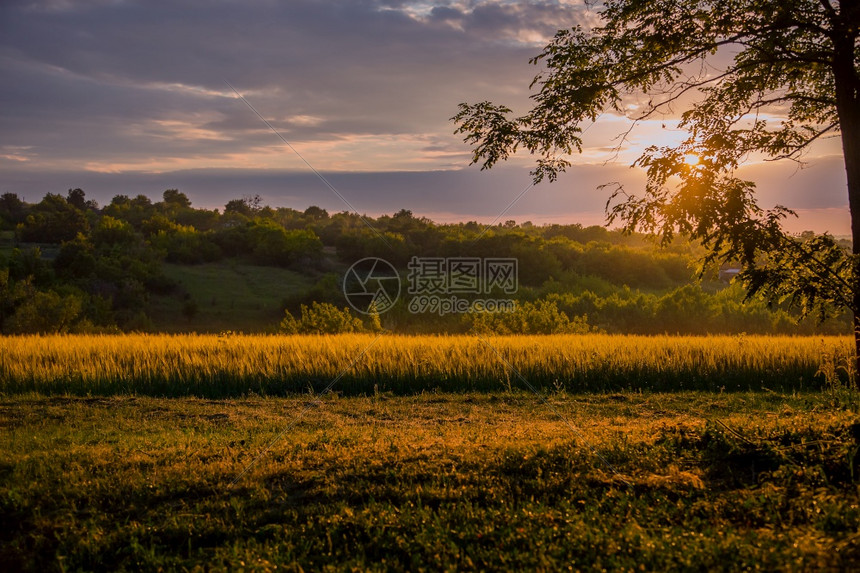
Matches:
[[0, 0, 850, 233], [1, 0, 589, 173]]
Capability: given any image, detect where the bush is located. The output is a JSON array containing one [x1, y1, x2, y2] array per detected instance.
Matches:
[[468, 299, 592, 335], [280, 302, 365, 334]]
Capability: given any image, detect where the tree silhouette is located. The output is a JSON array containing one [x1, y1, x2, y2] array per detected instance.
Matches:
[[454, 0, 860, 379]]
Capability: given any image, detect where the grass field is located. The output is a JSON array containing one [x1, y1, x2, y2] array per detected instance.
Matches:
[[1, 391, 858, 570], [1, 334, 858, 570], [0, 334, 852, 397], [149, 262, 315, 333]]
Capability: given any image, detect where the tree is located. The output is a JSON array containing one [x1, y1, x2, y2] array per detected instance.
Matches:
[[303, 205, 329, 220], [66, 188, 86, 210], [66, 188, 97, 211], [246, 219, 323, 267], [91, 215, 138, 248], [0, 192, 26, 229], [453, 0, 860, 378], [6, 290, 83, 334], [103, 194, 156, 230], [54, 236, 97, 280], [17, 193, 89, 243], [224, 195, 263, 218], [224, 198, 254, 218], [150, 223, 222, 264], [162, 189, 191, 209]]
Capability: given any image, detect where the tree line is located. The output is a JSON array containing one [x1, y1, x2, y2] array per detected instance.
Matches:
[[0, 188, 850, 335]]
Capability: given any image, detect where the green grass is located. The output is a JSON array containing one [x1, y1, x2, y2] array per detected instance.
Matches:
[[149, 261, 315, 332], [1, 391, 858, 571]]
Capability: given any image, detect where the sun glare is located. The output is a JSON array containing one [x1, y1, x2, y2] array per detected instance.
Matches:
[[683, 153, 700, 166]]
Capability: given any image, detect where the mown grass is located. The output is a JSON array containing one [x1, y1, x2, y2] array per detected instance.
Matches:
[[0, 334, 851, 397], [1, 391, 858, 571]]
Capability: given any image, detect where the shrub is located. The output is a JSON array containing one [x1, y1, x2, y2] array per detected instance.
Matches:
[[280, 302, 365, 334], [468, 299, 592, 335]]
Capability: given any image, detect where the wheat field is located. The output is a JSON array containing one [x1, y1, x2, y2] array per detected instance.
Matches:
[[0, 334, 850, 396]]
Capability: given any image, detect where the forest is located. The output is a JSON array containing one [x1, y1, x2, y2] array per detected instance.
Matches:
[[0, 187, 851, 336]]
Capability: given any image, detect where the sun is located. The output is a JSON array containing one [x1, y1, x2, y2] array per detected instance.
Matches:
[[683, 153, 701, 166]]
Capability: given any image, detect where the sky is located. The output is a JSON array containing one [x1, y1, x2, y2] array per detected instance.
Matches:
[[0, 0, 851, 234]]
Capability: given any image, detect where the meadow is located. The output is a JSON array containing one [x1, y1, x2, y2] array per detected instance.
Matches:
[[0, 334, 852, 397], [1, 391, 858, 570], [1, 334, 859, 570], [149, 262, 315, 333]]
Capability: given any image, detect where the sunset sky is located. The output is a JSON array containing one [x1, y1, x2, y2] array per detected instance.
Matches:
[[0, 0, 851, 234]]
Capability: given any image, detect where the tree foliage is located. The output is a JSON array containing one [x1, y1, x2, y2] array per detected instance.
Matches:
[[18, 193, 89, 243], [453, 0, 860, 364], [1, 185, 852, 335], [6, 290, 82, 334]]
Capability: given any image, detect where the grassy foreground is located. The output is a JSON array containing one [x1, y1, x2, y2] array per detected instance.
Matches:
[[0, 334, 852, 396], [0, 391, 858, 570]]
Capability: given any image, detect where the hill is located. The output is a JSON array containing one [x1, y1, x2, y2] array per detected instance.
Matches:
[[0, 188, 851, 335]]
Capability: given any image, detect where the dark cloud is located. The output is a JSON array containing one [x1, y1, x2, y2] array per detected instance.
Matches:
[[430, 6, 465, 22], [1, 0, 583, 171]]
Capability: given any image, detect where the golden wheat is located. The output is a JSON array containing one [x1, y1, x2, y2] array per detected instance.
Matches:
[[0, 334, 850, 396]]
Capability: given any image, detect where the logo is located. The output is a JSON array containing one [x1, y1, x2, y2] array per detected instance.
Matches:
[[405, 256, 518, 315], [343, 257, 401, 314], [407, 257, 517, 295]]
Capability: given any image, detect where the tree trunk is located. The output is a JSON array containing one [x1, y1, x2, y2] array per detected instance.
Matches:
[[841, 104, 860, 383], [832, 19, 860, 385]]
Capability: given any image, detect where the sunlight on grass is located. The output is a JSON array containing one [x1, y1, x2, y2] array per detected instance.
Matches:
[[0, 334, 851, 396], [1, 392, 857, 570]]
